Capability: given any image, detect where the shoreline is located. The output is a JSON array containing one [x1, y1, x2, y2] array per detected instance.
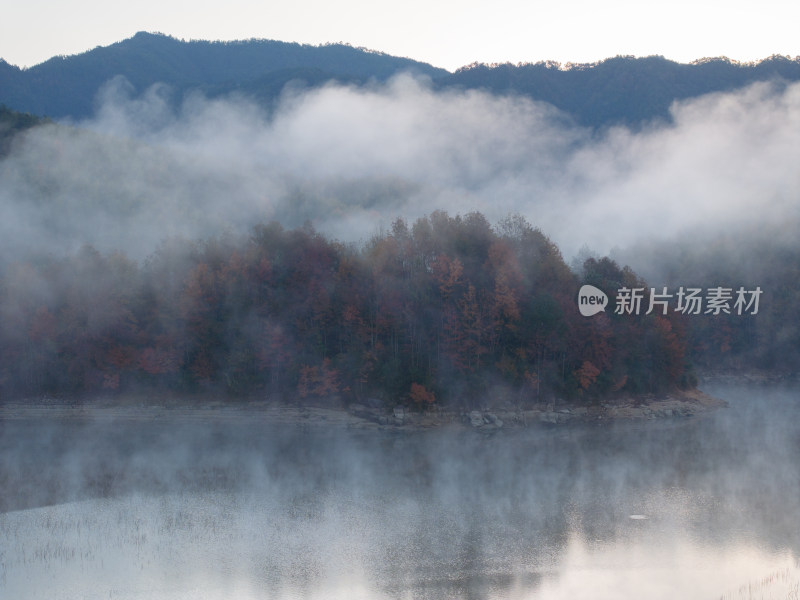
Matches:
[[0, 388, 727, 431]]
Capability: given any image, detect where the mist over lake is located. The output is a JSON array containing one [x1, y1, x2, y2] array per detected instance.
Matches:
[[3, 36, 800, 600], [1, 381, 798, 599]]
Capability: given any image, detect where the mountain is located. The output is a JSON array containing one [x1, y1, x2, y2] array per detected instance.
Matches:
[[0, 32, 448, 119], [1, 32, 799, 127], [445, 55, 800, 127]]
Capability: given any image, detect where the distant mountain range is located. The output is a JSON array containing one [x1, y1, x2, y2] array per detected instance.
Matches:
[[0, 32, 447, 120], [2, 32, 800, 128]]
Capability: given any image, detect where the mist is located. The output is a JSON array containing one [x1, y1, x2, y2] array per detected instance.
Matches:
[[1, 74, 799, 264], [2, 382, 799, 599], [4, 58, 800, 600]]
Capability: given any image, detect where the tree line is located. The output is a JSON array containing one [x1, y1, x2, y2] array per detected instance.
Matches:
[[0, 212, 693, 408]]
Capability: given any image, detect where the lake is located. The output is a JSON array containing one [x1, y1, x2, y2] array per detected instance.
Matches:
[[1, 382, 799, 599]]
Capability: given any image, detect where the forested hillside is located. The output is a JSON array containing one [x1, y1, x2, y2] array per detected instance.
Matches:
[[0, 213, 691, 406], [1, 32, 799, 127], [0, 32, 447, 119], [446, 54, 800, 127], [614, 226, 799, 374]]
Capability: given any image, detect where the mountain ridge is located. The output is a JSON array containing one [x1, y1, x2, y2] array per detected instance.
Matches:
[[1, 32, 799, 127], [0, 32, 448, 119]]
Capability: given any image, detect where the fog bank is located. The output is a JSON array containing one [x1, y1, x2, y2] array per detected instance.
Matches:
[[1, 75, 798, 262]]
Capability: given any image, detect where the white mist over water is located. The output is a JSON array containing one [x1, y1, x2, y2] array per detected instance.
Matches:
[[4, 491, 798, 600], [0, 493, 783, 600], [1, 383, 799, 599]]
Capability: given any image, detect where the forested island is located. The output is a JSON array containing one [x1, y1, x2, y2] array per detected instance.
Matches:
[[0, 212, 698, 414], [2, 38, 791, 419]]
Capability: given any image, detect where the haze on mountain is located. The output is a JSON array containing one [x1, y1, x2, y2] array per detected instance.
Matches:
[[2, 31, 800, 128], [1, 32, 799, 377]]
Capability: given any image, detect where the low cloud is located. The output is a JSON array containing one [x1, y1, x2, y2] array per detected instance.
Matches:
[[1, 74, 798, 263]]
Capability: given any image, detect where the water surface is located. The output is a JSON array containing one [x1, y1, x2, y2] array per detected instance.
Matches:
[[1, 382, 799, 599]]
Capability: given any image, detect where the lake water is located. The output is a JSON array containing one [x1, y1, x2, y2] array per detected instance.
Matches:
[[1, 382, 799, 599]]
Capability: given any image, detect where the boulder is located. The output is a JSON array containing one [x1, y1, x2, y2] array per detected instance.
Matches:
[[486, 412, 503, 428]]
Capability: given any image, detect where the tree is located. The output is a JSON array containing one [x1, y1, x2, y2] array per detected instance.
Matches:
[[409, 382, 436, 407], [297, 358, 341, 401], [574, 360, 601, 391]]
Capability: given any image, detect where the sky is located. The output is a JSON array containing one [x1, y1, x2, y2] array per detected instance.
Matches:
[[1, 0, 799, 70]]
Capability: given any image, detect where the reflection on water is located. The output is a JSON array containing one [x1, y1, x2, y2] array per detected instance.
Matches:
[[1, 382, 799, 599], [538, 535, 799, 600]]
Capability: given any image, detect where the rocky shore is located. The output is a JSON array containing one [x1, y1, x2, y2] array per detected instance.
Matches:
[[347, 387, 725, 430], [0, 388, 726, 431]]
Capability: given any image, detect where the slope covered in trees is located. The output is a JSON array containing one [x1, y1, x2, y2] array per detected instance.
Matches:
[[0, 32, 447, 119], [446, 55, 800, 127], [2, 32, 799, 128], [0, 213, 692, 407], [615, 225, 799, 374]]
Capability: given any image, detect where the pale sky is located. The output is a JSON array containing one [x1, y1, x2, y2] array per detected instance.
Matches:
[[1, 0, 798, 71]]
